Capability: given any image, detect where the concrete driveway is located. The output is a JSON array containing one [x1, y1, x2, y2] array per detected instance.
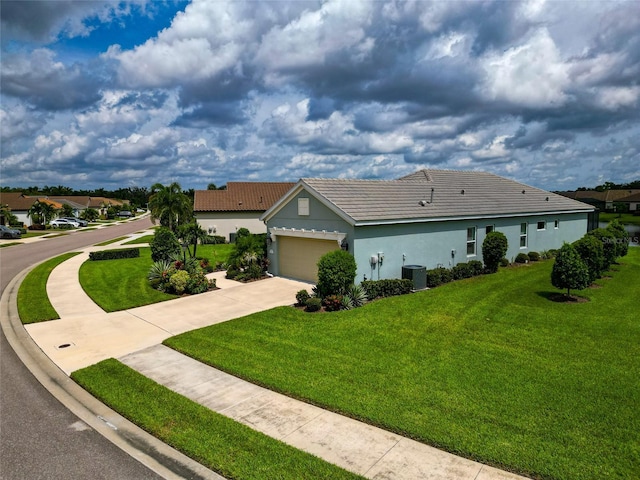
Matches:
[[25, 239, 311, 375]]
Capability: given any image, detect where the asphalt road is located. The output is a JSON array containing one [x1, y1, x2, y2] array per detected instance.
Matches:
[[0, 217, 164, 480]]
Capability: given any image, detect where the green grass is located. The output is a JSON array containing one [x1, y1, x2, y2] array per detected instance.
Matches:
[[0, 242, 21, 248], [71, 359, 362, 480], [122, 235, 153, 244], [166, 249, 640, 480], [18, 252, 81, 323], [78, 244, 234, 311], [79, 248, 177, 311], [599, 212, 640, 226], [95, 236, 129, 246]]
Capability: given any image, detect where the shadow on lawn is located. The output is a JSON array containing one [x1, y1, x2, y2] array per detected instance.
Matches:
[[536, 291, 590, 303]]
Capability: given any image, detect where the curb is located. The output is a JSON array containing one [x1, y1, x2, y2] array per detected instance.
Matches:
[[0, 263, 224, 480]]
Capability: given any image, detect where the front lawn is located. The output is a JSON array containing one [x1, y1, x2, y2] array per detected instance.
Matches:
[[599, 212, 640, 226], [165, 249, 640, 480], [18, 252, 81, 323], [79, 244, 234, 311], [72, 359, 362, 480]]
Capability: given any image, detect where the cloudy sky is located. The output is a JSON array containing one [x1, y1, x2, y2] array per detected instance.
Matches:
[[1, 0, 639, 191]]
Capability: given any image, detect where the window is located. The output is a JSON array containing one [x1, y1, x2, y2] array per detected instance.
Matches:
[[466, 227, 476, 256], [537, 221, 546, 230], [554, 219, 559, 229], [486, 225, 494, 234], [298, 198, 309, 216], [520, 222, 528, 248]]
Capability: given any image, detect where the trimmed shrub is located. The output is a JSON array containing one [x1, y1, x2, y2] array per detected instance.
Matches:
[[527, 251, 540, 262], [499, 257, 510, 267], [322, 295, 344, 312], [452, 262, 473, 280], [587, 228, 617, 270], [315, 250, 357, 298], [296, 289, 311, 306], [551, 243, 590, 297], [482, 231, 508, 273], [515, 253, 529, 264], [361, 279, 412, 299], [202, 235, 226, 244], [150, 227, 181, 262], [89, 248, 140, 261], [573, 235, 604, 283], [426, 267, 453, 288], [305, 297, 322, 312], [468, 260, 484, 276], [607, 219, 629, 258], [185, 270, 209, 294]]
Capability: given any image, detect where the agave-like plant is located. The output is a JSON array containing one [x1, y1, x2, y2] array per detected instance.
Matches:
[[148, 260, 173, 288], [345, 283, 368, 308]]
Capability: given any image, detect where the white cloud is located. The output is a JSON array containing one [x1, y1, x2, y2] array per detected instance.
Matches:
[[480, 28, 569, 108]]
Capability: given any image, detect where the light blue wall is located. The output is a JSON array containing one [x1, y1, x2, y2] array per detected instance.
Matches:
[[267, 188, 590, 283], [352, 212, 589, 282]]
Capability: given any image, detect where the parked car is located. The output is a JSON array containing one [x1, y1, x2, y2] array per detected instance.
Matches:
[[61, 216, 88, 227], [0, 225, 22, 239], [50, 218, 80, 228], [117, 210, 133, 218]]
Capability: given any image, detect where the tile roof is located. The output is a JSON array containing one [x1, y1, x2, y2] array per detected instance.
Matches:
[[618, 191, 640, 202], [47, 196, 127, 208], [194, 182, 295, 212], [299, 169, 594, 224], [0, 192, 36, 211]]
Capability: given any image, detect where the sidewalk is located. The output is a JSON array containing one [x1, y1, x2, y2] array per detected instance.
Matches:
[[23, 235, 529, 480]]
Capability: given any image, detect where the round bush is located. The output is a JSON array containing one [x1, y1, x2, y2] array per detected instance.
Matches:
[[452, 262, 472, 280], [296, 289, 311, 306], [305, 297, 322, 312], [527, 251, 540, 262], [322, 294, 344, 312], [150, 227, 181, 262], [482, 231, 508, 273], [573, 234, 604, 283], [499, 257, 510, 267], [467, 260, 484, 276], [515, 253, 529, 264], [551, 243, 590, 296], [316, 250, 357, 298], [169, 270, 190, 294]]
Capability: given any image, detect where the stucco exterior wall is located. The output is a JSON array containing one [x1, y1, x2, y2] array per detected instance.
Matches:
[[352, 212, 589, 282], [195, 212, 267, 242]]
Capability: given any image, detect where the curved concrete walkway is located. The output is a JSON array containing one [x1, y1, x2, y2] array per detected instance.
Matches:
[[24, 233, 529, 480]]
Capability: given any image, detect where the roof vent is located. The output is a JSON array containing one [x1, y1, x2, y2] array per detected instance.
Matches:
[[461, 189, 465, 195], [522, 190, 526, 194], [545, 196, 549, 201], [419, 200, 427, 206]]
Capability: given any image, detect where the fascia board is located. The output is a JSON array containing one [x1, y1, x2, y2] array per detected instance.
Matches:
[[353, 209, 595, 227]]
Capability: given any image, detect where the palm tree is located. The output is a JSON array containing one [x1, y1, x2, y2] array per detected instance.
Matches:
[[28, 201, 44, 225], [177, 222, 208, 258], [148, 182, 193, 232], [39, 202, 58, 226]]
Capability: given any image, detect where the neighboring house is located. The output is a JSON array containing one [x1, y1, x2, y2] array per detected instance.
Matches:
[[0, 192, 35, 226], [194, 182, 295, 242], [557, 189, 640, 212], [0, 193, 128, 226], [618, 192, 640, 212], [261, 169, 595, 284]]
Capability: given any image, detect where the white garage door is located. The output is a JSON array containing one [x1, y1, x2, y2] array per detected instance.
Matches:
[[278, 236, 339, 283]]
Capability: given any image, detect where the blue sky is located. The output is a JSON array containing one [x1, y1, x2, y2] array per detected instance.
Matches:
[[1, 0, 639, 191]]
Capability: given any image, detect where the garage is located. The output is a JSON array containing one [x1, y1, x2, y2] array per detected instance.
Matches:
[[277, 235, 340, 283]]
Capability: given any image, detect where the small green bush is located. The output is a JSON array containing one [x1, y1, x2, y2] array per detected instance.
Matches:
[[528, 251, 540, 262], [361, 279, 412, 298], [296, 290, 311, 306], [467, 260, 484, 276], [89, 248, 140, 261], [515, 253, 529, 264], [305, 297, 322, 312], [573, 234, 605, 283], [322, 295, 344, 312], [607, 219, 629, 258], [452, 262, 473, 280], [345, 283, 368, 308], [202, 235, 226, 244], [426, 267, 453, 288], [499, 257, 510, 267], [186, 269, 209, 294], [551, 243, 590, 296], [169, 270, 190, 294], [316, 250, 357, 298], [587, 228, 616, 270]]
